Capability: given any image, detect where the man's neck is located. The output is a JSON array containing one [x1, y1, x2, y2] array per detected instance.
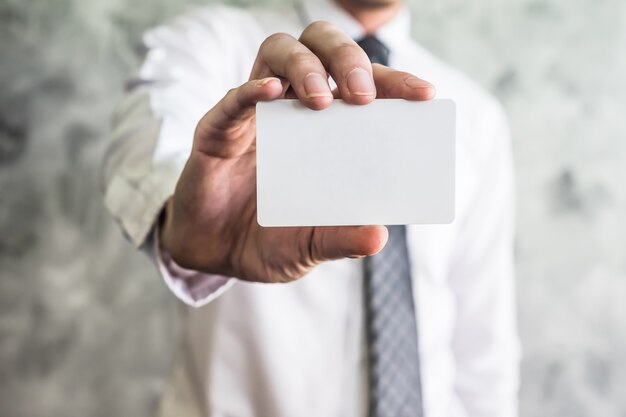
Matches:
[[334, 0, 401, 34]]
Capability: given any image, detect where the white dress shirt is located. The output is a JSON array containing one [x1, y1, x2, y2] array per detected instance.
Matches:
[[102, 1, 521, 416]]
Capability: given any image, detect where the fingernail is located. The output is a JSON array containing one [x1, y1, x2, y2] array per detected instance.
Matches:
[[347, 68, 375, 96], [257, 77, 281, 87], [404, 77, 433, 89], [304, 73, 332, 98]]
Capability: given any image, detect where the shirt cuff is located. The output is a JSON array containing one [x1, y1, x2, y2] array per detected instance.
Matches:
[[150, 221, 235, 308]]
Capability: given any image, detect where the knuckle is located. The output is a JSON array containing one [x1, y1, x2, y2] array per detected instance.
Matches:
[[260, 32, 294, 50], [222, 87, 240, 104], [225, 87, 238, 97], [307, 227, 321, 263], [285, 51, 318, 69], [303, 20, 334, 34], [333, 41, 361, 60]]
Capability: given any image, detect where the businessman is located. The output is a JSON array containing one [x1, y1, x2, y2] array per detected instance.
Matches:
[[102, 0, 520, 415]]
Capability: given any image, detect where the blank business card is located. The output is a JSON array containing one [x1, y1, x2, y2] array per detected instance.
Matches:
[[256, 99, 456, 227]]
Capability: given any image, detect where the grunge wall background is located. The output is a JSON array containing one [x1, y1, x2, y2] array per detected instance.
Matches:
[[1, 0, 625, 416]]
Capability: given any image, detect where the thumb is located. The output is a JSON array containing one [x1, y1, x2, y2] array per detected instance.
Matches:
[[311, 225, 388, 262]]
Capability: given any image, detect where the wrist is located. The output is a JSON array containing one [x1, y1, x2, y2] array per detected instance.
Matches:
[[159, 196, 230, 275], [159, 198, 179, 262]]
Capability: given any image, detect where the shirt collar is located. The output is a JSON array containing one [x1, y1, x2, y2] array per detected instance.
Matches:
[[296, 0, 412, 49]]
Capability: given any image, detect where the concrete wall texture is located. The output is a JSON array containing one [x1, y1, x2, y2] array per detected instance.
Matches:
[[1, 0, 625, 416]]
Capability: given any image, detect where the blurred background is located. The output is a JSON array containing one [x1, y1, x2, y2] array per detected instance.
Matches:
[[1, 0, 626, 416]]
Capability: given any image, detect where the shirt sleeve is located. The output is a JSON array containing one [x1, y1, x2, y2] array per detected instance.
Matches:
[[447, 100, 521, 417], [143, 222, 235, 308], [101, 6, 261, 306]]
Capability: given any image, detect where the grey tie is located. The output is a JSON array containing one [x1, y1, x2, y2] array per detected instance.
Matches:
[[357, 35, 424, 417]]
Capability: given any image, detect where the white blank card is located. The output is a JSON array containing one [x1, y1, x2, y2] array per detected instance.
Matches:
[[256, 99, 456, 227]]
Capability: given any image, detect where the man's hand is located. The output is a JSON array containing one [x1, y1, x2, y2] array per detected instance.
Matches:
[[160, 21, 435, 283]]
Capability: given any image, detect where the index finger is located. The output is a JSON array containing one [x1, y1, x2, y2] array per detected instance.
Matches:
[[250, 33, 334, 110]]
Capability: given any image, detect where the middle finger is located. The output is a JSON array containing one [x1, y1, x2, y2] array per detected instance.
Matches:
[[299, 21, 376, 105]]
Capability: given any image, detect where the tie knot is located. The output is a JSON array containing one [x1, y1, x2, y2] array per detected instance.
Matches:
[[356, 35, 389, 66]]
